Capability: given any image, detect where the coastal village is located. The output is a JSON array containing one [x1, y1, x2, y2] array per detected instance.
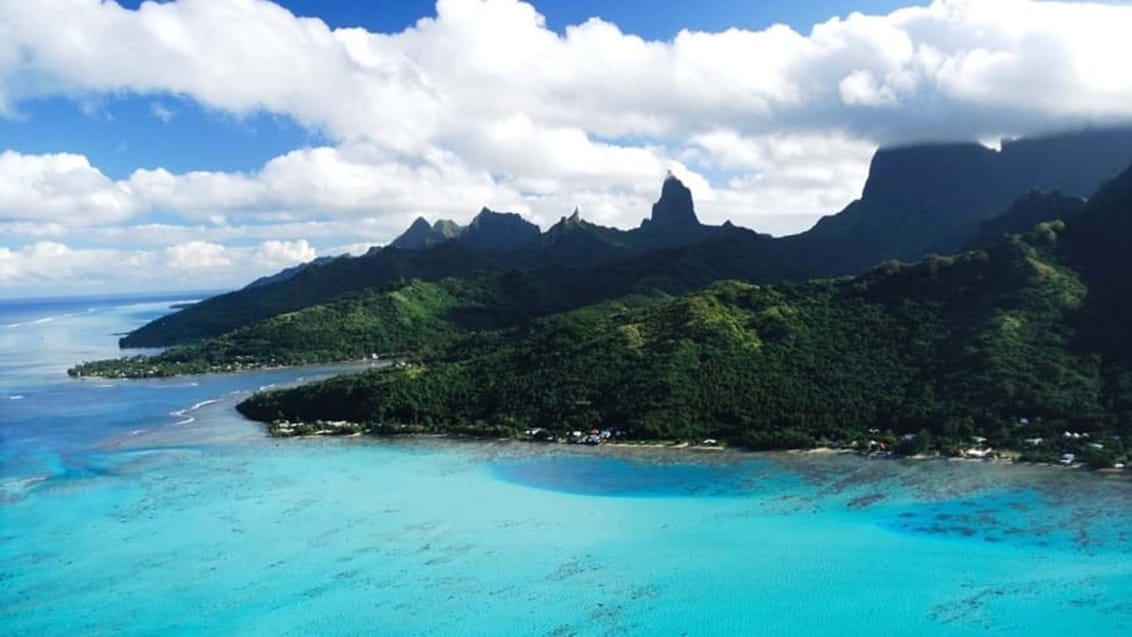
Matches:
[[264, 417, 1127, 471]]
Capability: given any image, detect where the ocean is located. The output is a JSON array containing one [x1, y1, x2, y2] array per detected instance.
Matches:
[[1, 294, 1130, 636]]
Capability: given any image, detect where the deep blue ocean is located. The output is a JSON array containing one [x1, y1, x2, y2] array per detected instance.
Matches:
[[2, 294, 1130, 635]]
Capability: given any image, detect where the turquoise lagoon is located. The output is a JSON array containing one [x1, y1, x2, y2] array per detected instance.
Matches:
[[2, 296, 1131, 636]]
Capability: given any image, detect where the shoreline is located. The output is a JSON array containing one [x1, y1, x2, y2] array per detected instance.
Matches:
[[262, 428, 1131, 478], [68, 355, 394, 380], [71, 358, 383, 382], [72, 361, 1127, 479]]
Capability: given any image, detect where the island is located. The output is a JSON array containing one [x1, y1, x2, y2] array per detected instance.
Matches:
[[69, 130, 1132, 470]]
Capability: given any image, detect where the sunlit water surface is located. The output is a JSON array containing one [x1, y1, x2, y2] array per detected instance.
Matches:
[[1, 295, 1130, 636]]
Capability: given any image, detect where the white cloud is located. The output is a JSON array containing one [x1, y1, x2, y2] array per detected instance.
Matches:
[[165, 240, 231, 270], [126, 166, 262, 216], [4, 0, 1132, 148], [0, 239, 321, 296], [0, 221, 68, 238], [0, 150, 138, 225], [0, 241, 126, 288], [254, 239, 316, 269], [684, 131, 876, 231], [150, 101, 175, 123], [3, 0, 1132, 295], [839, 70, 898, 106]]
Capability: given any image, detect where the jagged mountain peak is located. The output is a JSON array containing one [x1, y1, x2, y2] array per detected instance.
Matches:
[[461, 207, 541, 251], [471, 207, 527, 224], [643, 172, 699, 228], [389, 215, 461, 250]]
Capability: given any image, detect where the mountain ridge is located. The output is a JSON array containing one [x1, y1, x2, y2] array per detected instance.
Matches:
[[117, 126, 1132, 349]]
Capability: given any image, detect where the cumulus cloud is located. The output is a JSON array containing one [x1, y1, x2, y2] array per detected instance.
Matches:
[[254, 239, 316, 269], [165, 240, 232, 270], [682, 131, 876, 232], [0, 150, 138, 225], [149, 101, 175, 123], [3, 0, 1132, 294], [0, 239, 320, 295], [4, 0, 1131, 146]]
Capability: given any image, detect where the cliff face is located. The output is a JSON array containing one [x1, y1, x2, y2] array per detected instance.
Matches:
[[643, 174, 699, 228], [389, 217, 463, 250], [458, 208, 541, 251], [788, 127, 1132, 277]]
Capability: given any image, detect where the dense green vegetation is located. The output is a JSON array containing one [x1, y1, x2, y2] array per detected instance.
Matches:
[[69, 230, 800, 379], [118, 241, 501, 348], [237, 214, 1130, 464], [70, 274, 584, 378]]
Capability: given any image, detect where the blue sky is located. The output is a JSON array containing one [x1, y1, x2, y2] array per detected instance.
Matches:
[[2, 0, 1131, 297], [277, 0, 919, 37]]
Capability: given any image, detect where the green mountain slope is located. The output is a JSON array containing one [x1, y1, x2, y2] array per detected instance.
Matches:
[[70, 227, 802, 379], [119, 241, 499, 348], [72, 273, 578, 377], [236, 167, 1132, 461]]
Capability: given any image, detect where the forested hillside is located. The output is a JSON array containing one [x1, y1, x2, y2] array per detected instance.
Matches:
[[236, 165, 1132, 464]]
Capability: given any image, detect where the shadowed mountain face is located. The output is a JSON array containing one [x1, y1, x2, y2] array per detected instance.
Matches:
[[390, 217, 435, 249], [389, 175, 738, 269], [970, 190, 1087, 249], [243, 255, 338, 289], [384, 127, 1132, 277], [389, 217, 463, 250], [785, 128, 1132, 277], [518, 177, 743, 267], [1060, 163, 1132, 361], [459, 208, 542, 251], [642, 173, 699, 228], [388, 209, 540, 252]]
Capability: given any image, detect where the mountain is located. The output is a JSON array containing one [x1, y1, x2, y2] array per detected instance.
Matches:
[[243, 255, 338, 289], [382, 128, 1131, 274], [73, 273, 581, 377], [504, 175, 747, 267], [389, 208, 541, 253], [389, 208, 543, 253], [969, 191, 1086, 248], [236, 164, 1132, 466], [1060, 162, 1132, 363], [458, 208, 541, 251], [526, 211, 638, 266], [80, 224, 794, 378], [782, 127, 1132, 277], [82, 232, 792, 378], [388, 217, 462, 250], [389, 174, 732, 265], [119, 241, 500, 348], [117, 128, 1132, 350], [641, 173, 698, 228]]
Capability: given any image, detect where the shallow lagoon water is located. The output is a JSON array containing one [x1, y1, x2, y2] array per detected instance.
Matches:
[[2, 296, 1130, 635]]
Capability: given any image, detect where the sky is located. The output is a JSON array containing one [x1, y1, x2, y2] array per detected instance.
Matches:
[[2, 0, 1132, 297]]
